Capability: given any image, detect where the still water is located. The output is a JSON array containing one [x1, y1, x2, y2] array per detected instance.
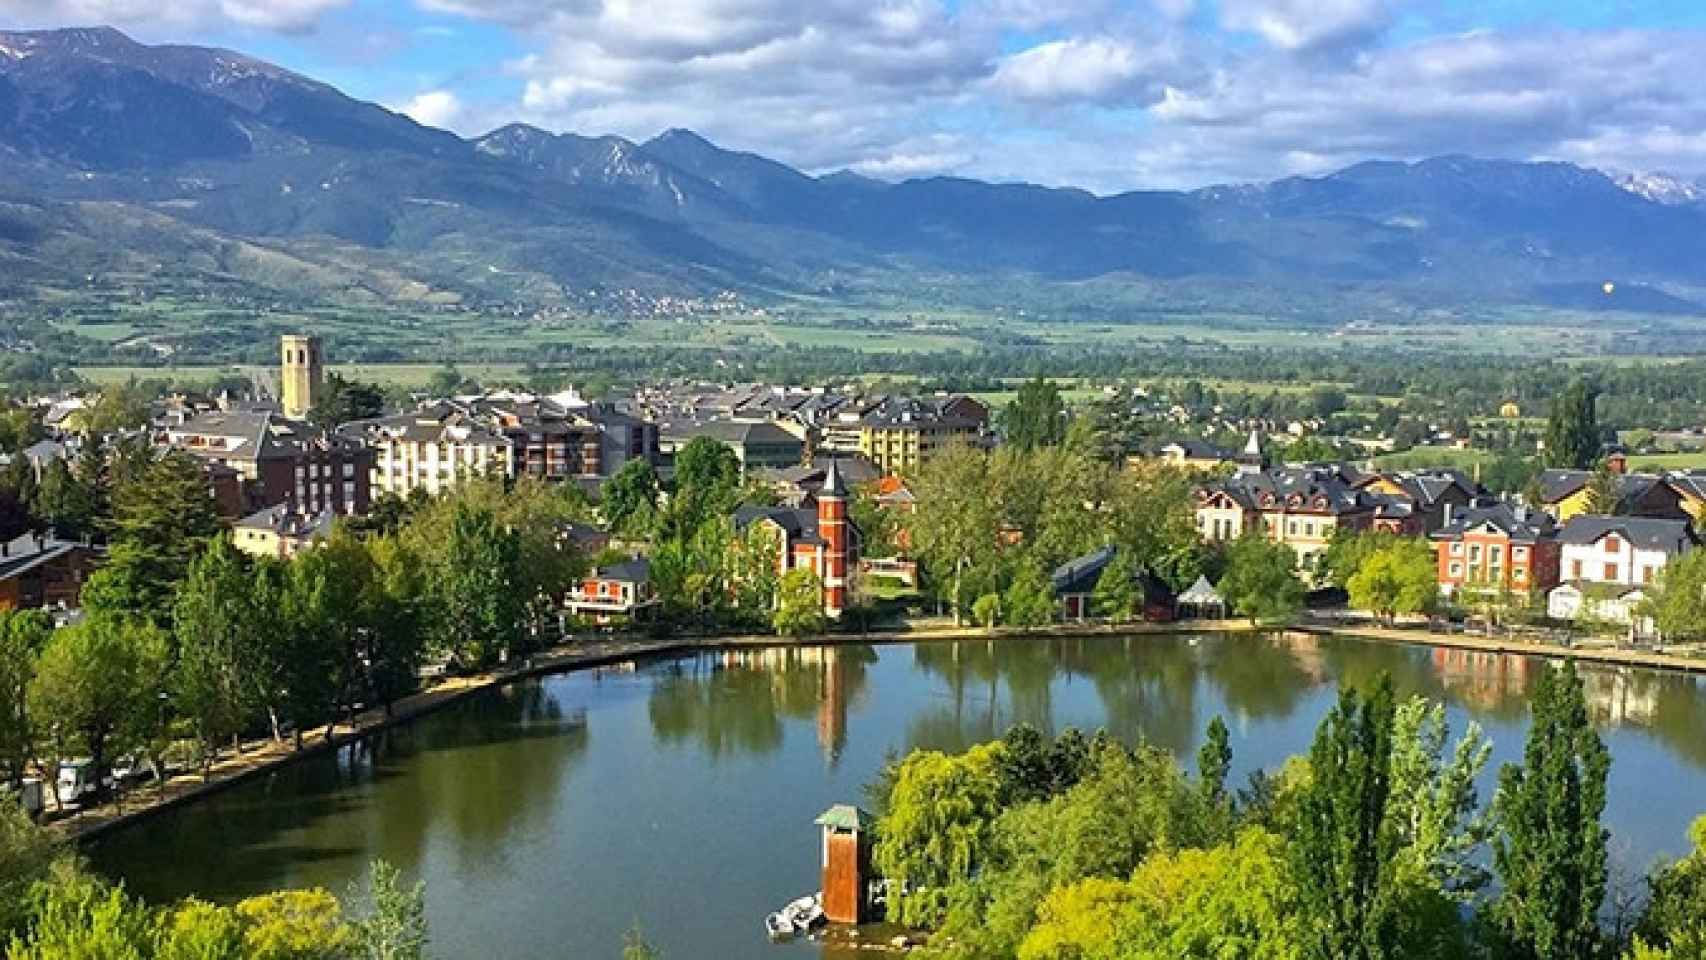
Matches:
[[89, 633, 1706, 959]]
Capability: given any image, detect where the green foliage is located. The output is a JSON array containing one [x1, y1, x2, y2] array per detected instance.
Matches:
[[28, 612, 169, 799], [772, 567, 826, 637], [1004, 556, 1056, 630], [0, 611, 49, 788], [1386, 698, 1493, 899], [6, 867, 153, 960], [349, 861, 427, 960], [1002, 377, 1067, 451], [308, 374, 385, 429], [601, 460, 661, 538], [1647, 548, 1706, 642], [432, 505, 525, 668], [1091, 548, 1142, 621], [100, 450, 223, 620], [1490, 662, 1610, 960], [972, 593, 1002, 629], [172, 536, 259, 765], [1545, 380, 1603, 470], [622, 925, 662, 960], [1018, 829, 1305, 960], [0, 805, 61, 939], [33, 456, 99, 542], [1290, 677, 1401, 960], [666, 438, 741, 537], [1219, 534, 1304, 626], [1635, 817, 1706, 956], [872, 742, 1008, 929], [1345, 538, 1438, 622], [233, 890, 354, 960]]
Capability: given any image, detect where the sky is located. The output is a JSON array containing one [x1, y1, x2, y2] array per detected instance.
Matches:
[[3, 0, 1706, 192]]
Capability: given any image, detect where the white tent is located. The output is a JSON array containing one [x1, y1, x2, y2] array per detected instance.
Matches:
[[1177, 575, 1226, 619]]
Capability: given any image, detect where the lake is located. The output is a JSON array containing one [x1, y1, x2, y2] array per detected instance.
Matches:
[[87, 632, 1706, 959]]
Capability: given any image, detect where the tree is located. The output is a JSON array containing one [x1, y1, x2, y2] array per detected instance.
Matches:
[[173, 536, 259, 768], [773, 567, 826, 637], [1198, 715, 1233, 814], [350, 860, 427, 960], [1646, 550, 1706, 643], [1386, 697, 1492, 899], [601, 460, 661, 538], [910, 446, 999, 623], [1490, 662, 1610, 960], [101, 450, 224, 620], [972, 593, 1001, 629], [622, 926, 662, 960], [1018, 829, 1304, 960], [873, 743, 1008, 929], [432, 505, 525, 668], [1319, 529, 1389, 590], [308, 374, 385, 429], [1291, 677, 1400, 960], [1004, 556, 1056, 630], [75, 381, 151, 436], [1091, 547, 1142, 622], [28, 612, 169, 801], [1346, 539, 1438, 623], [1002, 377, 1067, 451], [667, 438, 741, 537], [362, 536, 425, 716], [1106, 461, 1203, 591], [32, 456, 97, 542], [1219, 534, 1304, 625], [1635, 817, 1706, 956], [849, 484, 899, 560], [0, 610, 50, 788], [234, 889, 354, 960], [1585, 462, 1623, 516], [1544, 380, 1602, 470], [0, 804, 63, 937], [428, 362, 463, 398], [5, 868, 154, 960]]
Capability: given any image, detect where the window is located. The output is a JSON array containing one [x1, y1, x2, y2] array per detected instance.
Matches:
[[1449, 562, 1463, 577], [1513, 547, 1528, 561], [1643, 566, 1656, 584], [1604, 563, 1618, 581], [1470, 544, 1482, 561], [1450, 542, 1464, 556], [1605, 537, 1621, 553], [1572, 560, 1583, 578]]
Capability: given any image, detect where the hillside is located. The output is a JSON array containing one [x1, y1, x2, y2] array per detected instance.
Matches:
[[4, 26, 1706, 327]]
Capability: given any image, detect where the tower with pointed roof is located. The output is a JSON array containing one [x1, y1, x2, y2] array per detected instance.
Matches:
[[818, 458, 849, 618]]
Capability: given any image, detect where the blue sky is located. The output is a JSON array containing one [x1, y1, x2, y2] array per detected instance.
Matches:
[[4, 0, 1705, 191]]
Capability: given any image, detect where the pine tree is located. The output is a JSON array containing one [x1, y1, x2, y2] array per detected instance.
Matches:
[[1490, 662, 1610, 960], [1291, 676, 1399, 960]]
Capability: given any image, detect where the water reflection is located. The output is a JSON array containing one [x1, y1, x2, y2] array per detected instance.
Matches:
[[92, 679, 589, 901], [647, 646, 876, 766]]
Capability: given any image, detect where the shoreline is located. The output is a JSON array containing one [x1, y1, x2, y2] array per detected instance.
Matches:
[[56, 616, 1706, 842]]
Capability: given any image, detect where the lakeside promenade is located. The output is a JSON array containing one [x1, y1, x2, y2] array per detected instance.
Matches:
[[50, 616, 1706, 841]]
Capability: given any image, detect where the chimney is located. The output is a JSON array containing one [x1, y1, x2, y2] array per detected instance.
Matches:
[[1442, 503, 1453, 527]]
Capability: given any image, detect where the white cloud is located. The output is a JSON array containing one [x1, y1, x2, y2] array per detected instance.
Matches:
[[1220, 0, 1401, 52], [0, 0, 349, 33], [990, 37, 1172, 104], [400, 89, 465, 129]]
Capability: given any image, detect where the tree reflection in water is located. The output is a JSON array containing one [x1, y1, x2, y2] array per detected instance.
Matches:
[[646, 646, 877, 765]]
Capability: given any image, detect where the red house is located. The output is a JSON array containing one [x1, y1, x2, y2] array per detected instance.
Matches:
[[1431, 503, 1561, 599], [733, 461, 857, 617]]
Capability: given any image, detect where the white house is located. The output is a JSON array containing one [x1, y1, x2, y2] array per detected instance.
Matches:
[[1556, 516, 1697, 589], [1547, 582, 1655, 636]]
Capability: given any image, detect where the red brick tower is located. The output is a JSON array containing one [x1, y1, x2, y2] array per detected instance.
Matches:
[[818, 460, 849, 618], [816, 805, 874, 924]]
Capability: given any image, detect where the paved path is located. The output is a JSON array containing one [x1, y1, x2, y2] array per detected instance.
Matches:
[[1294, 622, 1706, 675]]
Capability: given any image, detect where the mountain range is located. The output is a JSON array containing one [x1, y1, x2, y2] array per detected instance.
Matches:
[[4, 26, 1706, 318]]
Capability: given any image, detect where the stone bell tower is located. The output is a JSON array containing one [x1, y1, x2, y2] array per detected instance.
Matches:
[[280, 334, 324, 420]]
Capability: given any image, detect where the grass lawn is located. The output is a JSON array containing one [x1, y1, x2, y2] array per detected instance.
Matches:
[[1627, 452, 1706, 471], [1373, 447, 1501, 472]]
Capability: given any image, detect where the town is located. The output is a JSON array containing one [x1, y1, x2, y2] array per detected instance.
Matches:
[[0, 331, 1700, 823]]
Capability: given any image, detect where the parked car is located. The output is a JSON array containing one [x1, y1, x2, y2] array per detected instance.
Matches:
[[55, 760, 112, 806]]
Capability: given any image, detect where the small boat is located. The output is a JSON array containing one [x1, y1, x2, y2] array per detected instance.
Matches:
[[764, 912, 796, 941]]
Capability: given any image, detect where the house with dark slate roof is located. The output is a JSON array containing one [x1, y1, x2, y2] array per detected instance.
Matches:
[[1555, 515, 1697, 588], [1431, 502, 1561, 598], [1535, 469, 1688, 522], [1050, 545, 1174, 622]]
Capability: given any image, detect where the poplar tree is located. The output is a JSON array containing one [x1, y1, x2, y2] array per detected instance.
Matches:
[[1489, 662, 1610, 960], [1544, 380, 1602, 470], [1291, 676, 1399, 960]]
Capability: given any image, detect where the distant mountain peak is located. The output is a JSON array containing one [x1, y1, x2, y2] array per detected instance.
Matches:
[[1611, 170, 1706, 205]]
